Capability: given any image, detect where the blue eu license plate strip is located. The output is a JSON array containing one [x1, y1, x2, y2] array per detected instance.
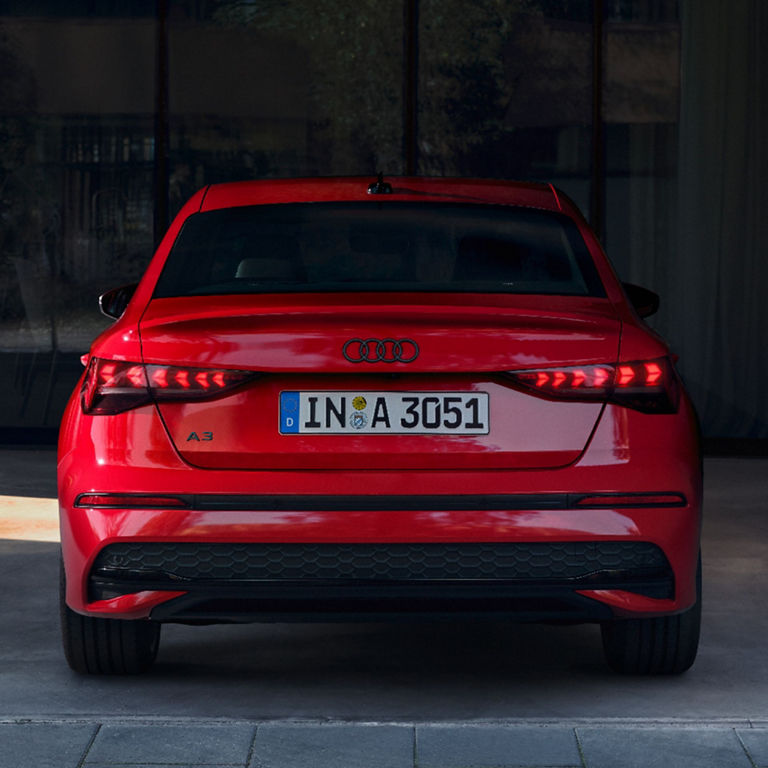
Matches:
[[279, 391, 301, 434], [279, 391, 489, 435]]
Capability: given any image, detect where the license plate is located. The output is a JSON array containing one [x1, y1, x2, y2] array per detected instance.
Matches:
[[280, 391, 489, 434]]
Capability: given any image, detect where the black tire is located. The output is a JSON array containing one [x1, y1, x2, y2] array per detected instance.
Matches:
[[60, 560, 160, 674], [600, 555, 701, 675]]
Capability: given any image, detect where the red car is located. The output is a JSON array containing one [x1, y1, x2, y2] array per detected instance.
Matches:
[[58, 177, 702, 675]]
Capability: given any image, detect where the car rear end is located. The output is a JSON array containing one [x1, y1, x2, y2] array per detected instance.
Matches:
[[58, 178, 701, 674]]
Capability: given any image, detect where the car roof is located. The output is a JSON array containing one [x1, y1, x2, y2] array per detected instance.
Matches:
[[199, 177, 568, 215]]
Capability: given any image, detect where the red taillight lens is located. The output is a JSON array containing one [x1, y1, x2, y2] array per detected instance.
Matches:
[[81, 358, 257, 415], [144, 364, 254, 397], [508, 357, 680, 413], [514, 365, 615, 395], [573, 493, 686, 508], [75, 493, 189, 508], [81, 358, 151, 414]]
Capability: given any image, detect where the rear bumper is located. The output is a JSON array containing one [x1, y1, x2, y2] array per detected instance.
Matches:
[[61, 496, 699, 622], [58, 398, 702, 622]]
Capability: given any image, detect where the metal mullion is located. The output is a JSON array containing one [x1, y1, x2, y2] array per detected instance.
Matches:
[[591, 0, 605, 241]]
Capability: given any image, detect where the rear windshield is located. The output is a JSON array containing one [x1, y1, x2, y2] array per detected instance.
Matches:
[[154, 202, 605, 298]]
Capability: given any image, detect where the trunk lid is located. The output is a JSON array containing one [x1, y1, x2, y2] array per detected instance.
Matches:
[[139, 294, 620, 470]]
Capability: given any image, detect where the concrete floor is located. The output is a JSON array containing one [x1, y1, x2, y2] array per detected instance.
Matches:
[[0, 451, 766, 721]]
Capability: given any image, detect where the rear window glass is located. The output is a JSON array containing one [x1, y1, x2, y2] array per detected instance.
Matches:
[[154, 202, 605, 298]]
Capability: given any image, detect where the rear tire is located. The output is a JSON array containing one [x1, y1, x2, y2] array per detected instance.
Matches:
[[60, 560, 160, 674], [600, 555, 701, 675]]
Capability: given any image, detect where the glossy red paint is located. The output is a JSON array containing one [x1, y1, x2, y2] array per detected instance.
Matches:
[[85, 591, 188, 621], [59, 394, 702, 615], [58, 178, 702, 673], [199, 177, 561, 211]]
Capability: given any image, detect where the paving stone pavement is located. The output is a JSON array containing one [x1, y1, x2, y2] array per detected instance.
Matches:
[[3, 719, 768, 768]]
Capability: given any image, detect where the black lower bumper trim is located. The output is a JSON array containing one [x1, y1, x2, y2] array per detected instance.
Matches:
[[146, 582, 617, 624], [75, 491, 687, 511], [89, 540, 674, 621]]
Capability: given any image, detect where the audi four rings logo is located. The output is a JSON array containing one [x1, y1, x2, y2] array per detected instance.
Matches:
[[343, 338, 420, 363]]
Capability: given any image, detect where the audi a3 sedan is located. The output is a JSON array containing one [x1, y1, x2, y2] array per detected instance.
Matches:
[[58, 177, 701, 675]]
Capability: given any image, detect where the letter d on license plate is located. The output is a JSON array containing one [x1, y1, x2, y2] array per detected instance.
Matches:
[[280, 391, 489, 434]]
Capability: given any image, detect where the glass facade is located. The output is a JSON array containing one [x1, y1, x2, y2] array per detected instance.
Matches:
[[165, 0, 405, 223], [418, 0, 593, 214], [0, 12, 156, 430], [3, 0, 760, 441]]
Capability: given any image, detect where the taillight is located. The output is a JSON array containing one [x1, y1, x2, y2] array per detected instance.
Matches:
[[507, 357, 680, 413], [81, 358, 257, 415]]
